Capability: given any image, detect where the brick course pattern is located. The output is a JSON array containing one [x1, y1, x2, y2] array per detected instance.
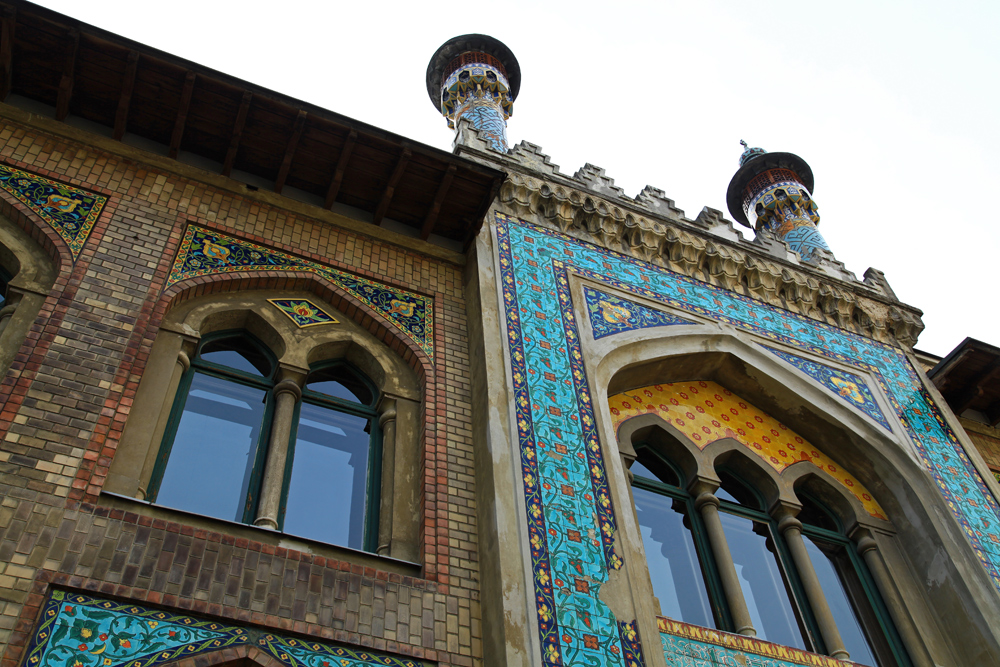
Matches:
[[0, 118, 481, 667]]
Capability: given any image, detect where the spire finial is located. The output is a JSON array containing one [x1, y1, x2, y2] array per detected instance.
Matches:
[[740, 139, 748, 149]]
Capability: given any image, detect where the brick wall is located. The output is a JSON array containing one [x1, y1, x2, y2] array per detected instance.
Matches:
[[0, 117, 481, 666]]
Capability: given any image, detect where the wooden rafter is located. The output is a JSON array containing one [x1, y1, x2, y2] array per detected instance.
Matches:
[[324, 130, 356, 208], [54, 28, 80, 121], [168, 71, 196, 159], [274, 110, 307, 194], [0, 6, 15, 101], [463, 176, 503, 250], [373, 147, 411, 226], [953, 360, 1000, 415], [420, 164, 456, 240], [221, 91, 253, 177], [112, 50, 139, 141]]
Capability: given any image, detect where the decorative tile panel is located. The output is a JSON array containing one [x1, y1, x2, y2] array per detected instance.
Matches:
[[23, 591, 422, 667], [168, 226, 433, 360], [764, 346, 891, 430], [608, 381, 886, 519], [493, 211, 1000, 667], [584, 287, 693, 339], [0, 163, 108, 261], [659, 617, 859, 667], [22, 590, 249, 667], [267, 298, 339, 328]]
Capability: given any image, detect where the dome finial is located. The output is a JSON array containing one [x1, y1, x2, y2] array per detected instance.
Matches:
[[738, 140, 767, 166]]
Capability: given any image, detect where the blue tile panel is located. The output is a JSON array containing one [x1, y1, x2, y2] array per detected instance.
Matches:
[[584, 286, 693, 339], [24, 590, 422, 667], [456, 102, 508, 152], [493, 212, 1000, 667], [659, 618, 860, 667], [0, 163, 108, 261], [168, 226, 434, 361], [779, 225, 831, 262], [763, 346, 891, 430], [267, 298, 339, 328]]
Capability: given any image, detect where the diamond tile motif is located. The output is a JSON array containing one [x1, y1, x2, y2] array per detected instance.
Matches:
[[494, 211, 1000, 667], [268, 298, 339, 328], [168, 226, 433, 361], [584, 286, 692, 339], [764, 345, 891, 430], [0, 163, 107, 261]]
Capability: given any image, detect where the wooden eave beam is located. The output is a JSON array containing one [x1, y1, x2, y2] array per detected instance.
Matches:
[[420, 164, 456, 240], [54, 28, 79, 121], [373, 147, 411, 226], [324, 129, 357, 208], [463, 176, 504, 251], [112, 50, 139, 141], [952, 360, 1000, 415], [274, 110, 307, 194], [0, 6, 15, 101], [168, 71, 196, 159], [222, 90, 253, 177]]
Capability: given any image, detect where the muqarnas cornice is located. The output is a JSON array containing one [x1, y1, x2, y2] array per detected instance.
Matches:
[[457, 127, 924, 348]]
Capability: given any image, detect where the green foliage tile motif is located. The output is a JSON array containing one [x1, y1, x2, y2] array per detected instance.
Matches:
[[168, 226, 434, 360], [0, 164, 107, 261], [22, 590, 249, 667]]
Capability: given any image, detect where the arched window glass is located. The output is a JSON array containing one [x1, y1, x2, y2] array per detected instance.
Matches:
[[281, 362, 379, 550], [0, 265, 10, 308], [150, 332, 276, 523]]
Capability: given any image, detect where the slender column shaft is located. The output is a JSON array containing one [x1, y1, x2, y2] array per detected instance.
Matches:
[[376, 403, 397, 555], [694, 491, 756, 636], [777, 514, 848, 659], [138, 348, 191, 499], [254, 379, 302, 529]]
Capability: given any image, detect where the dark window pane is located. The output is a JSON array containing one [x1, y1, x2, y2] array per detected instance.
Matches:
[[306, 365, 373, 405], [156, 372, 268, 522], [200, 338, 272, 376], [633, 452, 680, 487], [798, 496, 839, 532], [633, 486, 714, 627], [804, 537, 880, 666], [717, 471, 760, 509], [284, 402, 371, 548], [719, 512, 806, 649]]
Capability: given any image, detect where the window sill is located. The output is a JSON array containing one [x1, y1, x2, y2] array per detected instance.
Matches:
[[99, 491, 422, 578]]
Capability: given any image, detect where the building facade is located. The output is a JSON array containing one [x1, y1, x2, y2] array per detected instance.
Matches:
[[0, 6, 998, 667]]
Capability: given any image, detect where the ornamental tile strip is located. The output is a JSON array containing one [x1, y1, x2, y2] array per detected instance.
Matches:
[[267, 298, 339, 328], [257, 634, 422, 667], [493, 211, 1000, 667], [607, 381, 886, 519], [168, 226, 433, 361], [764, 345, 891, 430], [22, 590, 249, 667], [658, 617, 859, 667], [0, 163, 108, 261], [583, 286, 693, 339]]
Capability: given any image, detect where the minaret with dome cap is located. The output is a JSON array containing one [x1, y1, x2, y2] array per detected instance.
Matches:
[[725, 141, 832, 262]]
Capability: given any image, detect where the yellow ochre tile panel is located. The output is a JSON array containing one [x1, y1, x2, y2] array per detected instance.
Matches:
[[609, 380, 886, 519]]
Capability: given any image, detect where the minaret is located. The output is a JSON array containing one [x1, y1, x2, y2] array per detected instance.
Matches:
[[725, 142, 833, 262], [426, 35, 520, 153]]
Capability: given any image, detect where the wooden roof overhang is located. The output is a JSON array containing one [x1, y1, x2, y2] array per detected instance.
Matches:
[[929, 338, 1000, 427], [0, 0, 505, 246]]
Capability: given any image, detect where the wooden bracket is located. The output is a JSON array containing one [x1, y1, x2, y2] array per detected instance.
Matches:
[[55, 28, 80, 121], [112, 50, 140, 141], [275, 110, 307, 193], [222, 91, 253, 177], [373, 147, 411, 226], [168, 71, 196, 159], [420, 164, 456, 240], [324, 130, 357, 208]]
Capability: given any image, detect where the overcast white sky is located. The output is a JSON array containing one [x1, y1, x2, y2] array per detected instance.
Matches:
[[32, 0, 998, 356]]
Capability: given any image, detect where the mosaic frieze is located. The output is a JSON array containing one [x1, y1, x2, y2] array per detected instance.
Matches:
[[268, 298, 339, 328], [168, 226, 434, 360], [0, 163, 107, 261], [583, 286, 692, 339], [494, 211, 1000, 667], [608, 381, 886, 519], [24, 591, 421, 667], [659, 618, 858, 667], [764, 346, 891, 430]]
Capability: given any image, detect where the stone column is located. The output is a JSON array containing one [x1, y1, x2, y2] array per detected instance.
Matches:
[[376, 397, 397, 556], [138, 346, 193, 499], [253, 378, 302, 529], [854, 529, 934, 667], [775, 508, 848, 659], [692, 482, 756, 636]]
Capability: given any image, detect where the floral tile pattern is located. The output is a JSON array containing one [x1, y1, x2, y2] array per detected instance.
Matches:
[[583, 286, 693, 339], [494, 212, 1000, 667], [22, 590, 249, 667], [608, 381, 886, 519], [24, 591, 422, 667], [167, 226, 434, 361], [0, 163, 108, 261], [267, 298, 339, 328], [763, 346, 891, 430]]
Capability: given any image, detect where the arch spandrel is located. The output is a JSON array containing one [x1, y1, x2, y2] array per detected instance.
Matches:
[[609, 380, 886, 520]]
